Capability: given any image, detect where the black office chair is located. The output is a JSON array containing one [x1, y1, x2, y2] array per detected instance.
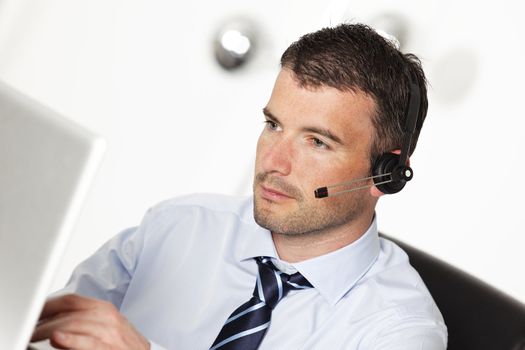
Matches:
[[380, 233, 525, 350]]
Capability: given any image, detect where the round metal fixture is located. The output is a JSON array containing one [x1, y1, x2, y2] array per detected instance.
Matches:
[[214, 18, 258, 71]]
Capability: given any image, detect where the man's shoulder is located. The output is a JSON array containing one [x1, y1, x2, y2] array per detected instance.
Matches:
[[345, 237, 447, 346], [146, 193, 254, 224], [133, 193, 259, 254], [357, 237, 445, 323]]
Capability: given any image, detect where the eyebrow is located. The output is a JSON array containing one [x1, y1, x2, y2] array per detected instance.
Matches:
[[262, 107, 345, 146]]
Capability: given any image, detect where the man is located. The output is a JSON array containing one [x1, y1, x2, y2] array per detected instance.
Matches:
[[32, 24, 447, 349]]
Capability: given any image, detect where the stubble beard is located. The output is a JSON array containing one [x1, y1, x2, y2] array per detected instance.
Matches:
[[253, 172, 367, 236]]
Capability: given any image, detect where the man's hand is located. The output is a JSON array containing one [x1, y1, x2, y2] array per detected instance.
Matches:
[[31, 294, 150, 350]]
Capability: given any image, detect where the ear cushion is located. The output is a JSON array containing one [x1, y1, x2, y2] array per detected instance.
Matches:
[[372, 153, 406, 194]]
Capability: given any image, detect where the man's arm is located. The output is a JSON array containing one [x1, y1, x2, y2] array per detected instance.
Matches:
[[55, 225, 143, 307], [32, 209, 162, 349]]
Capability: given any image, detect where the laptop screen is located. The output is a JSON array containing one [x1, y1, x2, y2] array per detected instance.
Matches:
[[0, 80, 105, 350]]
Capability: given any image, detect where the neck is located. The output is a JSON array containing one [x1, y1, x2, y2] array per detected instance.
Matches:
[[271, 211, 375, 263]]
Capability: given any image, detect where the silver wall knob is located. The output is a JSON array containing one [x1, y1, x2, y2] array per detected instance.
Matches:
[[213, 18, 258, 70]]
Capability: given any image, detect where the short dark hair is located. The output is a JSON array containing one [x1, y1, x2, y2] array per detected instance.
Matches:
[[280, 23, 428, 163]]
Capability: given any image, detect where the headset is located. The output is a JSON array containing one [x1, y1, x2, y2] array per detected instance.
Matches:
[[314, 71, 421, 198]]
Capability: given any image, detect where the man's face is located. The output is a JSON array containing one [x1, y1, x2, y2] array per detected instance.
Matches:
[[253, 69, 378, 236]]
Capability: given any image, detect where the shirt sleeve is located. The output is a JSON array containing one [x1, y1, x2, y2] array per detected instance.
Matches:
[[51, 224, 146, 308], [51, 202, 156, 307]]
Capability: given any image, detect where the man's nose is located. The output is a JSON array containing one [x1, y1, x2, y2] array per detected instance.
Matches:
[[260, 137, 293, 176]]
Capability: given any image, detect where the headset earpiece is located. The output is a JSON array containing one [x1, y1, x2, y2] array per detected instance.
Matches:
[[372, 71, 420, 195], [372, 153, 412, 194]]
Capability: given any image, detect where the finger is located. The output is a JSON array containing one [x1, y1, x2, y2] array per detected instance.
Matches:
[[38, 294, 107, 320], [32, 312, 109, 342], [50, 331, 110, 350]]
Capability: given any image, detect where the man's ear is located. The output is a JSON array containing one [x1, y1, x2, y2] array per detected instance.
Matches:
[[370, 185, 384, 198], [369, 149, 409, 198]]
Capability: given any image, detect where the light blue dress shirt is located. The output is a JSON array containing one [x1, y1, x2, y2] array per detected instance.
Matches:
[[58, 193, 447, 349]]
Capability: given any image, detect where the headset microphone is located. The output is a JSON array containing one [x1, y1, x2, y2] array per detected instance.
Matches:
[[315, 71, 420, 199]]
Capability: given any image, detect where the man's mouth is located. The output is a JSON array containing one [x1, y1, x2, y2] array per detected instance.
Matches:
[[260, 184, 294, 201]]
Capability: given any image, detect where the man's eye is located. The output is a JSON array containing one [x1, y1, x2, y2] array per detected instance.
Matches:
[[312, 138, 328, 149], [264, 120, 279, 131]]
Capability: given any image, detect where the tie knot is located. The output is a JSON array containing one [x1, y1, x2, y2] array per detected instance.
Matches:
[[254, 257, 312, 309]]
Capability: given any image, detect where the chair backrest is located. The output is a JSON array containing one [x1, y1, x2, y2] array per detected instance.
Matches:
[[380, 233, 525, 350]]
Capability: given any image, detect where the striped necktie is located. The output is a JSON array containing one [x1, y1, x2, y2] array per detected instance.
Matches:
[[209, 256, 313, 350]]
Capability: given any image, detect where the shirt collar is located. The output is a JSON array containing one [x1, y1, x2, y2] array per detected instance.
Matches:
[[238, 202, 380, 306], [238, 223, 279, 261], [292, 218, 380, 306]]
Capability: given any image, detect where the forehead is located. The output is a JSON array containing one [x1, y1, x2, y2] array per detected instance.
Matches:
[[266, 69, 377, 143]]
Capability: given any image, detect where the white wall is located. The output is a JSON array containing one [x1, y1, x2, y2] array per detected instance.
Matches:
[[0, 0, 523, 302]]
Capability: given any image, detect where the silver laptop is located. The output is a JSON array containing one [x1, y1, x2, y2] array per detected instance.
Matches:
[[0, 80, 105, 350]]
